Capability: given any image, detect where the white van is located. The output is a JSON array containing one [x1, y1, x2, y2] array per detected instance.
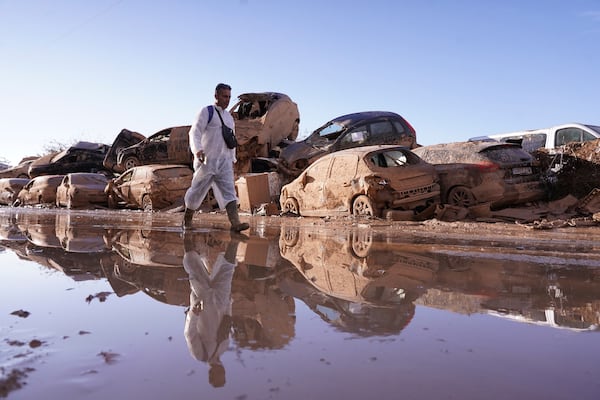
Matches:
[[482, 123, 600, 153]]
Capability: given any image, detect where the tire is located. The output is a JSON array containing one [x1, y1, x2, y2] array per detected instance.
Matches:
[[447, 186, 476, 207], [142, 194, 153, 212], [281, 225, 299, 247], [352, 195, 378, 217], [351, 229, 373, 258], [123, 156, 140, 171], [282, 197, 300, 215]]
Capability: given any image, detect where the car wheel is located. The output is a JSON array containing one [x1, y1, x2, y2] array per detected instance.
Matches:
[[447, 186, 476, 207], [351, 229, 372, 258], [282, 197, 300, 215], [142, 195, 153, 212], [352, 195, 378, 217], [123, 156, 140, 170], [17, 173, 29, 178], [281, 225, 299, 248]]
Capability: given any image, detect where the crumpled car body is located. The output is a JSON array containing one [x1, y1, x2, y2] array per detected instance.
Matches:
[[15, 174, 65, 206], [112, 126, 193, 173], [0, 178, 30, 205], [279, 111, 417, 179], [28, 142, 110, 178], [279, 145, 439, 218], [0, 156, 38, 179], [412, 141, 546, 208], [102, 129, 146, 172], [229, 92, 300, 173], [105, 164, 192, 211], [55, 172, 109, 209]]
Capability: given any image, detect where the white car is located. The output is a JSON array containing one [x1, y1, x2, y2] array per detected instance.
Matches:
[[479, 123, 600, 153]]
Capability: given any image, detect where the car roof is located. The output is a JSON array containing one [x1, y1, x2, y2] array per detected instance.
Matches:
[[328, 111, 404, 127], [414, 140, 521, 153], [237, 92, 291, 101]]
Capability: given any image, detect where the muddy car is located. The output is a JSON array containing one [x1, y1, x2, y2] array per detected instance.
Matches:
[[110, 126, 192, 173], [55, 172, 109, 209], [279, 145, 439, 218], [412, 141, 546, 208], [278, 111, 417, 179], [0, 156, 38, 179], [105, 164, 193, 211], [102, 129, 146, 172], [28, 142, 110, 178], [0, 178, 30, 205], [14, 174, 64, 206], [230, 92, 300, 172]]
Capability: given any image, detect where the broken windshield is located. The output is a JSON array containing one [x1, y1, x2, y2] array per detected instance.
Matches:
[[306, 122, 346, 145]]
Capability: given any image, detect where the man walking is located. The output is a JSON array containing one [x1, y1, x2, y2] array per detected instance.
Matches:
[[182, 83, 249, 232]]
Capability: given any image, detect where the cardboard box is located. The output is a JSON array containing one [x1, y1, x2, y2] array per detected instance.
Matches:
[[235, 173, 271, 212]]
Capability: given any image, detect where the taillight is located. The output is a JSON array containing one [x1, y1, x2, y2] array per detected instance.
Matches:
[[471, 161, 499, 172]]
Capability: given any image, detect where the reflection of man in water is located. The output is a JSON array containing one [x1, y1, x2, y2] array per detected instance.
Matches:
[[183, 232, 240, 388]]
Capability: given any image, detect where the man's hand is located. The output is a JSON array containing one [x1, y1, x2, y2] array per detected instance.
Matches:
[[196, 150, 205, 163]]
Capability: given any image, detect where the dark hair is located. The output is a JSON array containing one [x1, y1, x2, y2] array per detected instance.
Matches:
[[215, 83, 231, 92]]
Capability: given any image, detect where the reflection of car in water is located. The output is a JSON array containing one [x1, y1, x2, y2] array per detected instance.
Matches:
[[279, 223, 600, 332], [279, 226, 427, 335]]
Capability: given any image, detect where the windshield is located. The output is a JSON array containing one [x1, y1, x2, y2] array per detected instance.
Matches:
[[584, 125, 600, 135], [306, 122, 346, 145]]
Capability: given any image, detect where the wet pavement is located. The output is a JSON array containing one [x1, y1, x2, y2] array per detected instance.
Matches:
[[1, 208, 599, 399]]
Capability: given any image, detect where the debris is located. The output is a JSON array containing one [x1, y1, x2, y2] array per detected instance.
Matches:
[[10, 310, 30, 318]]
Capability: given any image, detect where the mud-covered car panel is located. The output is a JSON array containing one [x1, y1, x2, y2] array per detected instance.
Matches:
[[0, 178, 30, 205], [28, 142, 110, 178], [413, 141, 546, 208], [105, 164, 192, 211], [279, 145, 439, 218], [230, 92, 300, 174], [15, 174, 65, 206], [279, 111, 417, 179], [114, 126, 193, 173], [55, 173, 109, 209], [0, 157, 38, 179], [103, 129, 146, 172]]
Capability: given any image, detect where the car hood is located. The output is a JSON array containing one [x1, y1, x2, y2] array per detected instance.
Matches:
[[280, 141, 328, 165]]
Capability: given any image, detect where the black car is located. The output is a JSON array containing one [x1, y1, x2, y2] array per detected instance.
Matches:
[[28, 142, 111, 178], [278, 111, 417, 178]]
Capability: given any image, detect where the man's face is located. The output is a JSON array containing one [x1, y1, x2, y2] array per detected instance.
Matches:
[[215, 89, 231, 109]]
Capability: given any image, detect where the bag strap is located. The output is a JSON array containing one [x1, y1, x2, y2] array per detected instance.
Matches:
[[213, 106, 226, 126], [207, 105, 214, 124]]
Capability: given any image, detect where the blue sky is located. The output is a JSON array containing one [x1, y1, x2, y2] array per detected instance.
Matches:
[[1, 0, 599, 165]]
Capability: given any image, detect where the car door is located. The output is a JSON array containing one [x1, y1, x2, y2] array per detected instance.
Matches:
[[323, 154, 359, 213], [298, 157, 331, 213]]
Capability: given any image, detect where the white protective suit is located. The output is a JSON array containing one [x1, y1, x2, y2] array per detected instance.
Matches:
[[184, 105, 237, 211]]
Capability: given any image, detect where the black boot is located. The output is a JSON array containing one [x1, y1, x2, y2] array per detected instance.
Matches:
[[225, 201, 249, 232], [182, 208, 196, 230]]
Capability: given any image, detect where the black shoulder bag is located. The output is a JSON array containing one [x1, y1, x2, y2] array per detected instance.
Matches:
[[213, 107, 238, 149]]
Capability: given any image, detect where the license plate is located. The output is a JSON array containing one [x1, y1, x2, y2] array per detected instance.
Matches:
[[512, 166, 532, 175]]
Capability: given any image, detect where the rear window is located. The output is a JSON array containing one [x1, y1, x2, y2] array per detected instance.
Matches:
[[481, 146, 532, 163]]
